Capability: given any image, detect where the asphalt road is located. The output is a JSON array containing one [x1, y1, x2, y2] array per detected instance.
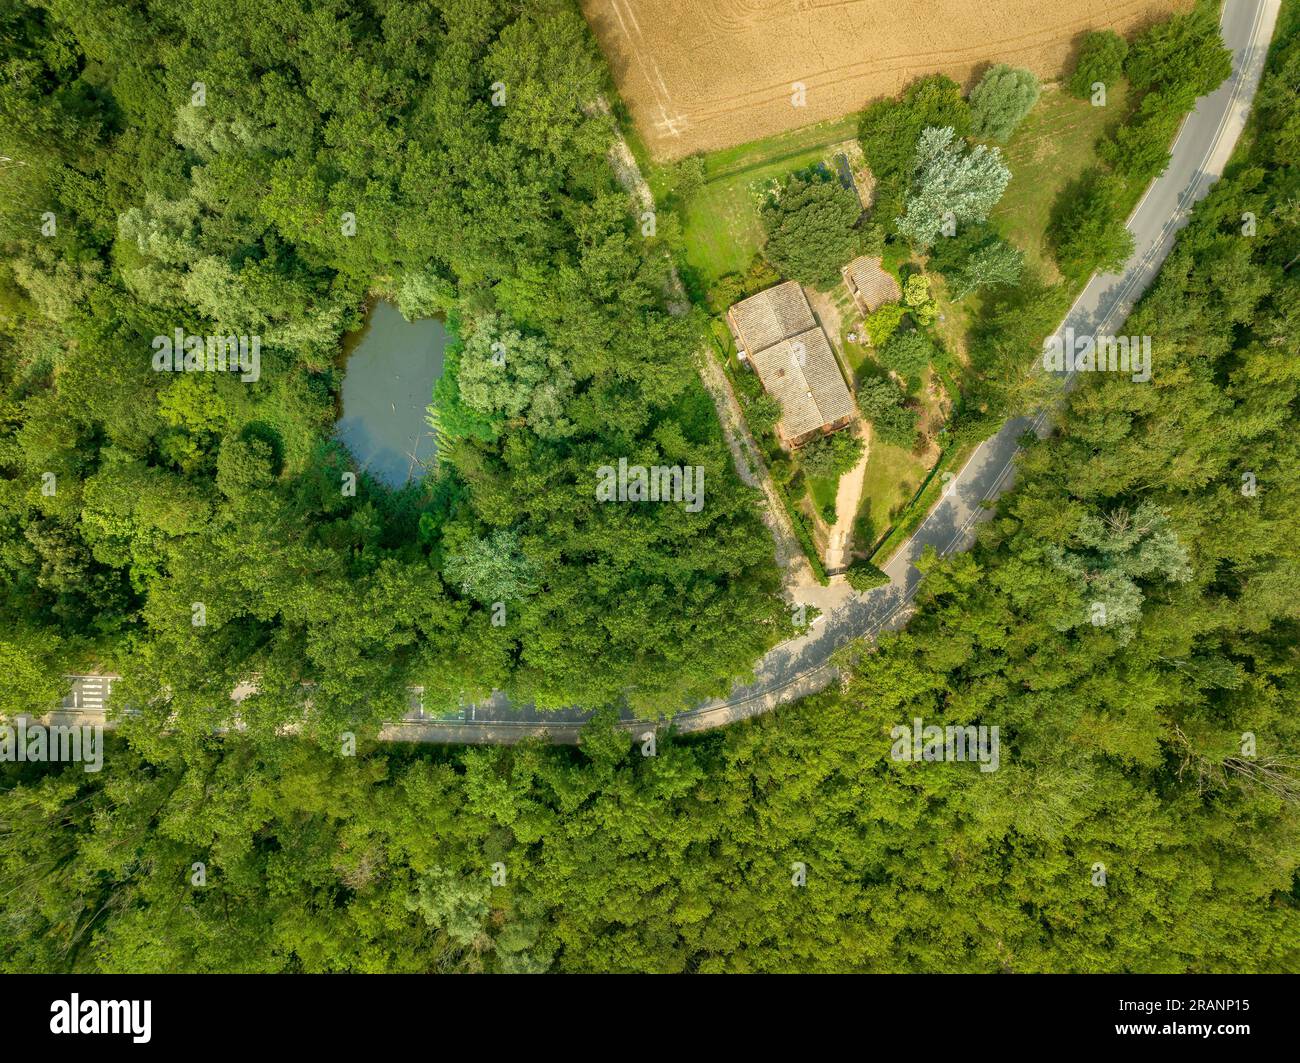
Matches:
[[59, 0, 1281, 746]]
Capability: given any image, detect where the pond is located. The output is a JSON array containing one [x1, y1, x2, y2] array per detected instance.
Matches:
[[335, 300, 447, 488]]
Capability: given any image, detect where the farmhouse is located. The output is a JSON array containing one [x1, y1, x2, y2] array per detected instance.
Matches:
[[727, 281, 855, 448], [842, 255, 901, 314]]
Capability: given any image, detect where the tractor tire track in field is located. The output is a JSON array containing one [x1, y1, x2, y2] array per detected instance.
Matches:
[[586, 0, 1187, 159]]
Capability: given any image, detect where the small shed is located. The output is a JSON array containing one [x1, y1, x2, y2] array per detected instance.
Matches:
[[842, 256, 901, 314]]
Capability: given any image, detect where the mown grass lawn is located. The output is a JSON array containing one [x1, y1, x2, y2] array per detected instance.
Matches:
[[988, 80, 1132, 281], [839, 324, 872, 381], [925, 267, 977, 364], [680, 177, 769, 283], [807, 472, 838, 515], [698, 114, 861, 181], [854, 438, 931, 552]]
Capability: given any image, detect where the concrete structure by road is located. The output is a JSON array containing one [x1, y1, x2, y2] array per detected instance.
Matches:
[[56, 0, 1281, 747]]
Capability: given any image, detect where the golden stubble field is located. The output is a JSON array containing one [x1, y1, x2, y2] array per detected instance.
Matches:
[[582, 0, 1191, 160]]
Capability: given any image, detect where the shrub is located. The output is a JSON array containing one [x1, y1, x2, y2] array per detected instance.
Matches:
[[820, 500, 838, 524], [865, 302, 906, 346], [801, 429, 865, 479], [706, 273, 745, 314], [769, 455, 795, 488], [845, 559, 890, 591], [857, 377, 918, 449], [880, 328, 934, 379], [743, 253, 781, 294], [707, 255, 782, 313], [396, 269, 454, 319], [746, 391, 783, 438], [670, 155, 706, 202], [902, 272, 936, 325], [858, 221, 886, 258], [1068, 30, 1128, 99], [779, 491, 828, 584], [969, 65, 1040, 142]]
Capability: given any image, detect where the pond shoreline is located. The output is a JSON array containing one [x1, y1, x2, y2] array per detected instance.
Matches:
[[334, 300, 448, 489]]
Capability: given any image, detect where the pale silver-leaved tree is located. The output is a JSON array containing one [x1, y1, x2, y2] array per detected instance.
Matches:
[[896, 126, 1011, 249]]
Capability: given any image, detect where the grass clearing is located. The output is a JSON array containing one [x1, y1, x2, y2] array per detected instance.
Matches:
[[698, 115, 862, 181], [988, 81, 1132, 280], [927, 268, 977, 365], [854, 438, 931, 552], [676, 117, 862, 290], [680, 179, 769, 283]]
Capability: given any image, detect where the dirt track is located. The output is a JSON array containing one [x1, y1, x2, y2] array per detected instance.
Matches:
[[582, 0, 1190, 160]]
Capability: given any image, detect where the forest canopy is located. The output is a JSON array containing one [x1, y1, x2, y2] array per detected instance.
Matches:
[[0, 0, 1297, 975], [0, 0, 792, 741]]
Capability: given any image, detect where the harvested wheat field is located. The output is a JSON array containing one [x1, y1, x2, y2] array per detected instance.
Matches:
[[583, 0, 1191, 160]]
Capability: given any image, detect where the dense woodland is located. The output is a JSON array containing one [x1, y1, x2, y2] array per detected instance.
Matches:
[[0, 0, 793, 740], [2, 0, 1299, 972]]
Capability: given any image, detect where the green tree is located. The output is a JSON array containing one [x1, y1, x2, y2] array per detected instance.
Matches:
[[1048, 167, 1135, 277], [858, 74, 970, 181], [857, 377, 918, 448], [668, 155, 706, 203], [865, 302, 906, 346], [1100, 87, 1195, 182], [404, 867, 492, 950], [759, 173, 863, 287], [896, 127, 1011, 249], [456, 314, 574, 440], [396, 270, 455, 320], [879, 328, 934, 381], [902, 272, 937, 325], [800, 430, 864, 479], [1068, 30, 1129, 99], [859, 75, 970, 236], [845, 558, 889, 590], [5, 2, 1300, 979], [969, 65, 1040, 142], [931, 226, 1024, 298], [1048, 503, 1192, 640], [442, 528, 539, 605], [1125, 7, 1233, 97]]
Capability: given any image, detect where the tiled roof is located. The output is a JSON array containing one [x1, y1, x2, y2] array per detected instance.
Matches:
[[747, 327, 855, 441], [843, 255, 901, 312], [728, 280, 816, 354]]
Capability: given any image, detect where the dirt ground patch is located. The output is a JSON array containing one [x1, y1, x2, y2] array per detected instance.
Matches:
[[582, 0, 1189, 161]]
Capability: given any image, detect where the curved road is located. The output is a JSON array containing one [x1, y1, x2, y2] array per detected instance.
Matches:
[[59, 0, 1280, 746]]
